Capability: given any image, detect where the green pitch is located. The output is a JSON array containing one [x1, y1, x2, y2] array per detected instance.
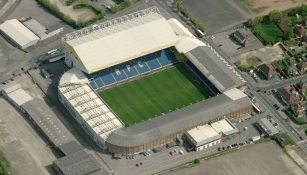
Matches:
[[99, 64, 210, 126]]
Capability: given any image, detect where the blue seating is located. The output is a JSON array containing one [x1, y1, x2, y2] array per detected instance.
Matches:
[[94, 77, 104, 88], [158, 50, 175, 66], [89, 81, 98, 90], [135, 60, 151, 74], [88, 48, 178, 90], [123, 64, 139, 78], [99, 70, 116, 85], [111, 67, 127, 81], [143, 56, 161, 70]]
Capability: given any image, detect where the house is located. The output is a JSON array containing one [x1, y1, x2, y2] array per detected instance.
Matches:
[[278, 85, 306, 117], [291, 101, 305, 117], [298, 80, 307, 93], [287, 64, 299, 76], [257, 64, 277, 80], [232, 30, 247, 46], [298, 62, 307, 74], [278, 85, 303, 104], [294, 25, 306, 37]]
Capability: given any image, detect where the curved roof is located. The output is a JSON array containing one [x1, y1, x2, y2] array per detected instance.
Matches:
[[59, 68, 89, 86], [64, 8, 178, 74], [106, 91, 251, 148]]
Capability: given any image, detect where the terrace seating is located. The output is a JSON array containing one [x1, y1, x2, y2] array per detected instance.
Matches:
[[186, 61, 220, 95], [88, 48, 177, 90]]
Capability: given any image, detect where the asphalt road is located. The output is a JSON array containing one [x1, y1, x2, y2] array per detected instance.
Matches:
[[256, 74, 307, 91]]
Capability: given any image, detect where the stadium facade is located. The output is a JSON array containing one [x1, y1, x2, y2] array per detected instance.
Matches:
[[58, 7, 253, 154]]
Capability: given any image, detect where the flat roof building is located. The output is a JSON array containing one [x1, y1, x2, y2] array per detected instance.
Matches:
[[210, 119, 239, 136], [255, 118, 279, 136], [53, 150, 103, 175], [185, 124, 222, 152], [0, 19, 39, 49]]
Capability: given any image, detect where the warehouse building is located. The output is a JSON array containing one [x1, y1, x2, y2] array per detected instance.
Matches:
[[53, 141, 108, 175], [210, 119, 239, 136], [185, 125, 222, 152], [1, 83, 108, 175], [0, 19, 39, 49], [185, 119, 238, 152], [255, 118, 279, 136]]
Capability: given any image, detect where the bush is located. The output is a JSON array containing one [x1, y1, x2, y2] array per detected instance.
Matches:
[[36, 0, 105, 28], [0, 151, 10, 175], [36, 0, 77, 27], [176, 0, 205, 32], [284, 107, 307, 125], [193, 158, 200, 164], [110, 0, 139, 13], [65, 0, 77, 6]]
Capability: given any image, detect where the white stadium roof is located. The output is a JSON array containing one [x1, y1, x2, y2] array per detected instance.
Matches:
[[64, 7, 178, 74], [0, 19, 39, 49], [59, 69, 123, 141]]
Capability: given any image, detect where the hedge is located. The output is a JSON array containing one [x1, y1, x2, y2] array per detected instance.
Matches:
[[36, 0, 105, 28]]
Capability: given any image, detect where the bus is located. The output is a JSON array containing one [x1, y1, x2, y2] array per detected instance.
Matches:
[[195, 29, 205, 38], [47, 49, 58, 55]]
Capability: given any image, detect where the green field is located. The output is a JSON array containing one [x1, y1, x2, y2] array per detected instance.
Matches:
[[99, 64, 210, 126], [253, 22, 283, 45]]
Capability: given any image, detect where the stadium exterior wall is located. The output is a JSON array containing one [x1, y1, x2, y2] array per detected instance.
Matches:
[[105, 105, 253, 154]]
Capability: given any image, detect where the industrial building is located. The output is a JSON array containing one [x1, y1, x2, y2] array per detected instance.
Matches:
[[185, 125, 222, 152], [255, 118, 279, 136], [0, 19, 39, 49], [185, 119, 239, 152], [1, 83, 107, 175], [58, 7, 252, 155]]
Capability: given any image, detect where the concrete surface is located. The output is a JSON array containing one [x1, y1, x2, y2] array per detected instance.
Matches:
[[0, 98, 56, 175], [167, 142, 305, 175], [183, 0, 252, 33]]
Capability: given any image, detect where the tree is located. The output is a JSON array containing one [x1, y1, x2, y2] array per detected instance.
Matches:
[[269, 10, 282, 22], [282, 29, 294, 40]]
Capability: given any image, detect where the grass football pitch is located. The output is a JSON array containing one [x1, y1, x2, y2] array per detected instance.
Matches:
[[99, 64, 210, 126]]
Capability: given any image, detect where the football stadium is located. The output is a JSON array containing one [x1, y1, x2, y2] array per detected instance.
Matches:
[[58, 7, 253, 155]]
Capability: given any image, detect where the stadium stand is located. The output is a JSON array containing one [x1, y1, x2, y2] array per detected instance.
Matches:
[[185, 60, 220, 95], [88, 49, 176, 90], [58, 68, 123, 146]]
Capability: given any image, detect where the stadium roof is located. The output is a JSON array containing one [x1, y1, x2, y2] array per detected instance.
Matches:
[[64, 7, 178, 74], [0, 19, 39, 48], [106, 89, 251, 148], [185, 46, 245, 92]]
